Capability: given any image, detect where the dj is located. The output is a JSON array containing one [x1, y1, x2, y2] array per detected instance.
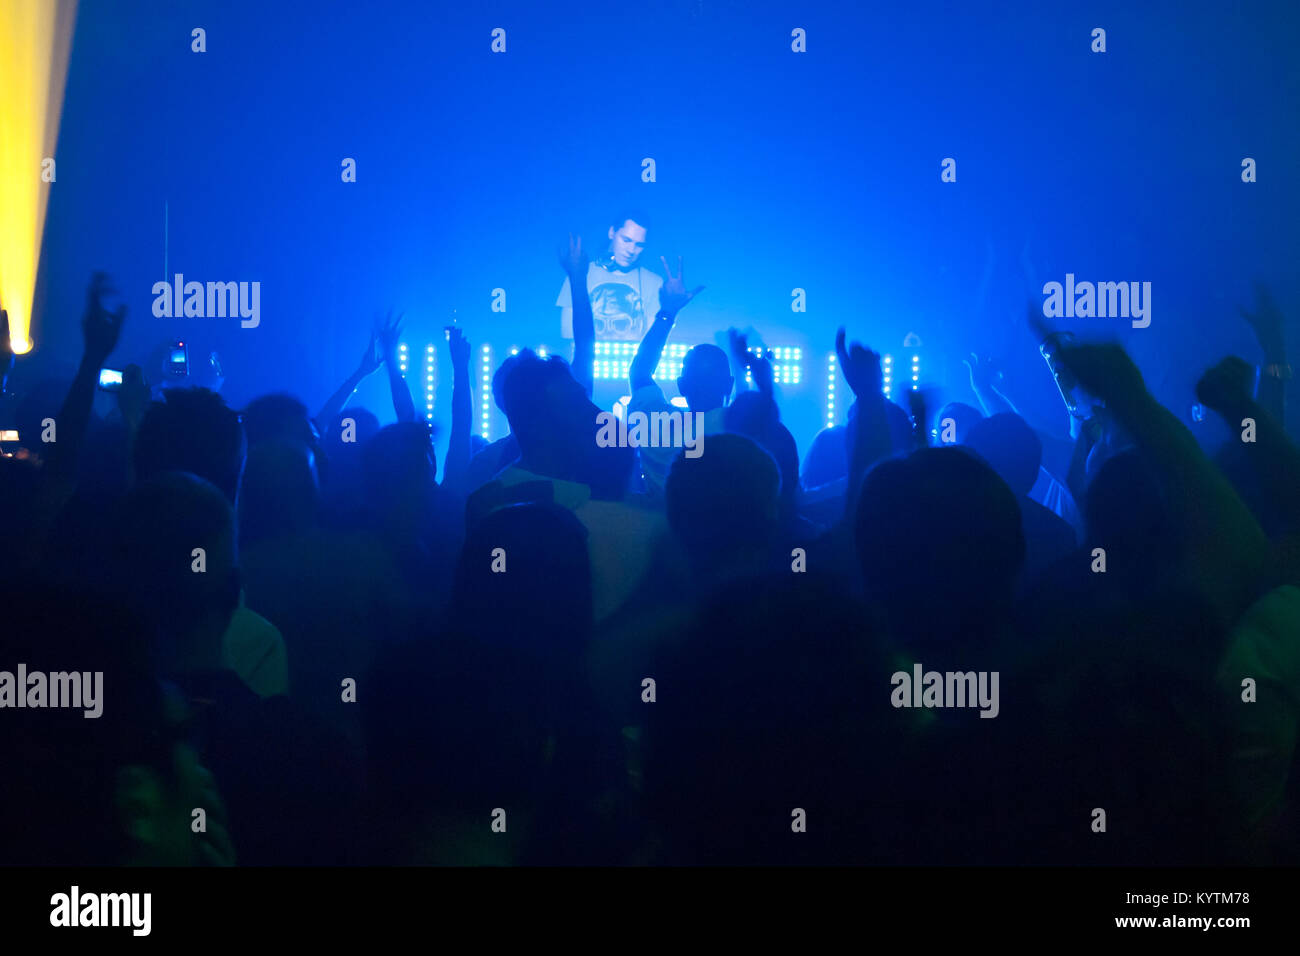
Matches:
[[556, 209, 662, 343]]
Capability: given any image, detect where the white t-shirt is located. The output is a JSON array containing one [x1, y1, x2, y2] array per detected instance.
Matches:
[[557, 261, 663, 341]]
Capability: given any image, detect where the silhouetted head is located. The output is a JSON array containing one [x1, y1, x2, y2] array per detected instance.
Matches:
[[453, 502, 593, 652], [239, 439, 320, 546], [934, 401, 983, 445], [726, 393, 799, 517], [111, 472, 241, 675], [855, 446, 1024, 645], [242, 392, 318, 450], [134, 388, 245, 503], [500, 352, 589, 478], [666, 433, 781, 568], [325, 407, 380, 447], [492, 351, 532, 414], [362, 423, 437, 528], [965, 412, 1042, 497], [677, 344, 733, 413], [801, 424, 849, 489]]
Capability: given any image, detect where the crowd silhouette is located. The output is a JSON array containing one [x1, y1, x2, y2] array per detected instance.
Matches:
[[0, 245, 1296, 866]]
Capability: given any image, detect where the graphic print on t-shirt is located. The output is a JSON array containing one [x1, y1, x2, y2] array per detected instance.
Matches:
[[591, 280, 645, 339], [558, 262, 662, 342]]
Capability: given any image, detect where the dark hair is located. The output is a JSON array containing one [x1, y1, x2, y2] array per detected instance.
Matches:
[[964, 412, 1042, 497], [610, 209, 652, 233], [112, 471, 241, 655], [500, 353, 581, 450], [493, 349, 534, 415], [242, 392, 313, 448], [855, 446, 1024, 643], [135, 387, 245, 503], [361, 423, 437, 500], [666, 433, 781, 561]]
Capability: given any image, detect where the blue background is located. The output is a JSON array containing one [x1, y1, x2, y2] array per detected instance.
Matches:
[[25, 0, 1300, 457]]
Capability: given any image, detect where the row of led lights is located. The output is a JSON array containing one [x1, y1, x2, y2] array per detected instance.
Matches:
[[407, 341, 819, 439], [826, 353, 921, 427], [593, 342, 804, 361], [398, 344, 440, 422], [883, 355, 922, 397]]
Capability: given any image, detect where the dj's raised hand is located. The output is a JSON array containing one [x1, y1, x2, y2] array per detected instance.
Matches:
[[559, 233, 588, 279], [658, 255, 704, 317]]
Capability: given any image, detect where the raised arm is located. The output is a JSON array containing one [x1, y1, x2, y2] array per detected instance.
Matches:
[[314, 327, 383, 434], [727, 328, 755, 396], [561, 234, 595, 397], [377, 310, 416, 423], [837, 327, 891, 521], [48, 273, 125, 487], [964, 351, 1019, 417], [1054, 339, 1272, 623], [30, 273, 125, 553], [442, 326, 473, 492], [1198, 356, 1300, 546], [629, 255, 703, 393]]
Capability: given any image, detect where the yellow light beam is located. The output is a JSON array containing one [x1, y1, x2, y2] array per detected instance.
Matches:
[[0, 0, 79, 354]]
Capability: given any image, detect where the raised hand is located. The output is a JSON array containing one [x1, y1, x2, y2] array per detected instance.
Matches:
[[375, 310, 405, 364], [446, 325, 471, 368], [963, 352, 1002, 392], [559, 233, 588, 279], [727, 327, 749, 364], [1239, 282, 1286, 362], [748, 353, 775, 394], [357, 331, 383, 376], [1196, 356, 1255, 413], [82, 272, 126, 366], [658, 255, 704, 317], [835, 327, 883, 398]]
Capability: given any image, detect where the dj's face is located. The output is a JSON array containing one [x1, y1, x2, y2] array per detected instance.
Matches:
[[608, 220, 647, 267]]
